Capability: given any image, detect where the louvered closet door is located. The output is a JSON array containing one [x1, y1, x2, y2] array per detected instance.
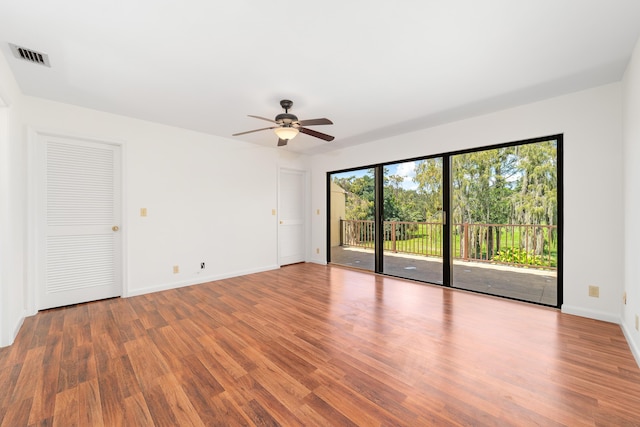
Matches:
[[39, 135, 122, 310]]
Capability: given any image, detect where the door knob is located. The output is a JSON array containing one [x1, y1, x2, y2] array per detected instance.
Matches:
[[112, 226, 120, 232]]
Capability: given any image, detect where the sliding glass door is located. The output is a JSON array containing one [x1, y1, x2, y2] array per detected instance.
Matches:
[[329, 168, 375, 272], [382, 159, 444, 284], [327, 135, 561, 307], [451, 140, 558, 305]]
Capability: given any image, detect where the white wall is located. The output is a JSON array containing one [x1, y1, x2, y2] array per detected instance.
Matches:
[[622, 38, 640, 364], [310, 83, 624, 323], [0, 51, 28, 346], [0, 50, 310, 346], [21, 96, 310, 299]]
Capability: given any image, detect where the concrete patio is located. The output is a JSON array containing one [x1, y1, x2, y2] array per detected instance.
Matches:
[[330, 246, 558, 306]]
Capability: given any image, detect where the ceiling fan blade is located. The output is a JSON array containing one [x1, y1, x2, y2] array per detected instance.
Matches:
[[248, 115, 278, 124], [299, 127, 335, 141], [277, 138, 288, 147], [297, 118, 333, 126], [232, 126, 276, 136]]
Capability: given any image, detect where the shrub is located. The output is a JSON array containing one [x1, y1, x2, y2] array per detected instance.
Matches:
[[492, 248, 544, 267]]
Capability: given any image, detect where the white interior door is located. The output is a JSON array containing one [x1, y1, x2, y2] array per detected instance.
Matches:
[[37, 134, 122, 310], [278, 169, 306, 266]]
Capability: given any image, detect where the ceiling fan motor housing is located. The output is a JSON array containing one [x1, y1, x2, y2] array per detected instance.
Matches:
[[275, 113, 298, 124]]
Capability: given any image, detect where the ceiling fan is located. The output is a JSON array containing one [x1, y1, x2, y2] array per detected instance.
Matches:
[[233, 100, 334, 147]]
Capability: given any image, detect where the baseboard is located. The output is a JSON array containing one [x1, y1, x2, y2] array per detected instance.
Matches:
[[126, 264, 280, 298], [309, 258, 328, 266], [621, 322, 640, 368], [561, 304, 621, 324], [1, 311, 26, 348]]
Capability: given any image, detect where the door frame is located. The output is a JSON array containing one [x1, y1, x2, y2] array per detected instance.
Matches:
[[26, 128, 127, 314]]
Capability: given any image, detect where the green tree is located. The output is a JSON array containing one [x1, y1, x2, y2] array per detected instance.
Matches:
[[332, 170, 375, 220], [509, 141, 557, 255], [449, 148, 518, 259], [333, 141, 557, 262], [413, 158, 443, 220]]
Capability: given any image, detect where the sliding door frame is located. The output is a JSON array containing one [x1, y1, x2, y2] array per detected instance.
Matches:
[[443, 155, 452, 287], [374, 165, 384, 272]]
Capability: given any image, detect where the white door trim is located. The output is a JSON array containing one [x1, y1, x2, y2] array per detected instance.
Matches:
[[27, 128, 127, 313]]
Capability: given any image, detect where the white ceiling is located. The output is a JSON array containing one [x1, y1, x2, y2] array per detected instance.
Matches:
[[1, 0, 639, 154]]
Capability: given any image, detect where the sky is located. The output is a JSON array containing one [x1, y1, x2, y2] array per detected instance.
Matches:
[[392, 162, 419, 190], [331, 161, 419, 191]]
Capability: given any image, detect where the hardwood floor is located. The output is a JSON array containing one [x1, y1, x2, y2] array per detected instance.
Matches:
[[1, 263, 640, 426]]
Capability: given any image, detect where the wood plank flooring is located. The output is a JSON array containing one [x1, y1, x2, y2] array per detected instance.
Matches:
[[1, 263, 640, 426]]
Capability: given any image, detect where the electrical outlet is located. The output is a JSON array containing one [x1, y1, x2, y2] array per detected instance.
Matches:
[[636, 315, 639, 331], [316, 248, 320, 254], [140, 207, 147, 217], [272, 209, 276, 216], [588, 285, 599, 298], [316, 209, 320, 215], [200, 262, 205, 269], [173, 265, 179, 274]]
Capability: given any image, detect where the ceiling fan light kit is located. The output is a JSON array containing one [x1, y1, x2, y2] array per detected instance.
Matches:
[[233, 99, 334, 147], [273, 126, 299, 140]]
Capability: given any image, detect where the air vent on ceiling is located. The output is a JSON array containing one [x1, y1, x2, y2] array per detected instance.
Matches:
[[9, 43, 51, 67]]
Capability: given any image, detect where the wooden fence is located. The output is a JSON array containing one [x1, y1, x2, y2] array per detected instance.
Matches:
[[340, 219, 557, 270]]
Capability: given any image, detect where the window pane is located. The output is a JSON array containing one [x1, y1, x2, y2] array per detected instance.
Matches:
[[329, 168, 375, 272], [382, 159, 444, 284]]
